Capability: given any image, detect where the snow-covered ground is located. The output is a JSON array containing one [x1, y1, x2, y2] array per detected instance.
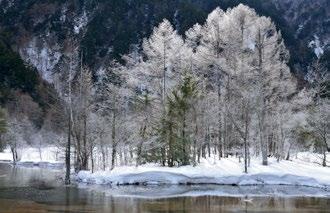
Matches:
[[77, 153, 330, 189], [0, 147, 64, 168], [0, 147, 328, 188]]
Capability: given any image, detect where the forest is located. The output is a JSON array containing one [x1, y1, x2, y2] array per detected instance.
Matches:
[[0, 4, 328, 185]]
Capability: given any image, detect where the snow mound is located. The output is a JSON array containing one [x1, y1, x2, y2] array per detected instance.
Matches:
[[77, 171, 326, 188], [76, 156, 330, 188], [78, 171, 189, 185]]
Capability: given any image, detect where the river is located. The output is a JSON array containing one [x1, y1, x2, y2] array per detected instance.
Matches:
[[0, 163, 329, 212]]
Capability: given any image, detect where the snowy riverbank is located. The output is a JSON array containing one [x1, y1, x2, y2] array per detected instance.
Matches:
[[0, 147, 328, 188], [77, 154, 330, 188], [0, 147, 64, 168]]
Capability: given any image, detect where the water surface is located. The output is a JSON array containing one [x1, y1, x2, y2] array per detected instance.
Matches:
[[0, 163, 329, 213]]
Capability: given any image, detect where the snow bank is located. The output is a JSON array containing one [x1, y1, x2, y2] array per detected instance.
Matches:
[[0, 149, 12, 162], [77, 156, 330, 188]]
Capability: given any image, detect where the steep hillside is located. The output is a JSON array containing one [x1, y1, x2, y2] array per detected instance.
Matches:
[[0, 33, 55, 128], [0, 0, 328, 81]]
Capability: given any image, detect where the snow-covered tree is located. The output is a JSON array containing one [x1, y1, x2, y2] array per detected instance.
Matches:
[[305, 59, 329, 166], [8, 4, 318, 173], [142, 19, 186, 107], [76, 66, 94, 171], [252, 15, 296, 165], [306, 59, 329, 102], [97, 61, 132, 170], [307, 99, 330, 166]]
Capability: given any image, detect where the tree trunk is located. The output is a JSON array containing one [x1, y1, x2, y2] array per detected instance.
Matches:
[[160, 147, 166, 166], [197, 147, 201, 163], [65, 116, 71, 185], [207, 126, 211, 158], [81, 114, 88, 171], [168, 127, 174, 167], [193, 113, 198, 166], [259, 117, 268, 165], [90, 144, 94, 173], [322, 148, 327, 167], [38, 140, 42, 161], [100, 142, 106, 171], [257, 28, 268, 166], [75, 135, 81, 172], [136, 141, 143, 167], [110, 111, 116, 170], [217, 74, 223, 159], [182, 112, 189, 165], [202, 143, 206, 158], [11, 146, 17, 164], [111, 145, 117, 170], [137, 124, 146, 167], [123, 147, 128, 165], [248, 144, 251, 167]]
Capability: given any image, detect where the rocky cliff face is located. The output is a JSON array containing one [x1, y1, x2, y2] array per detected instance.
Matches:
[[271, 0, 329, 73], [0, 0, 328, 82]]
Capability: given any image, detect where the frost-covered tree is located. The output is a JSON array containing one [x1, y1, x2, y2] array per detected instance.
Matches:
[[92, 114, 109, 171], [2, 117, 33, 163], [305, 59, 329, 166], [133, 91, 153, 166], [187, 7, 227, 158], [221, 4, 258, 171], [19, 4, 313, 172], [252, 14, 296, 165], [97, 61, 132, 170], [71, 66, 94, 171], [306, 59, 329, 101], [124, 5, 297, 167], [307, 99, 329, 167], [52, 43, 80, 184], [142, 19, 186, 107], [3, 118, 21, 163]]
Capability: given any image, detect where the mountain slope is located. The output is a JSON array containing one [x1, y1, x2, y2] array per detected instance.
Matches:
[[0, 0, 328, 81]]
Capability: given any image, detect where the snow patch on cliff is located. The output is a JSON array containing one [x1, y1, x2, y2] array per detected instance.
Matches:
[[308, 35, 324, 58], [74, 11, 88, 34], [19, 38, 62, 82]]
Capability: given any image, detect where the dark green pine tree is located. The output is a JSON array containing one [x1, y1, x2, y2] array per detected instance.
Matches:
[[162, 73, 199, 166]]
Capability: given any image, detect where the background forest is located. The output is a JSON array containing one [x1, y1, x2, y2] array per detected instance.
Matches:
[[0, 1, 328, 184]]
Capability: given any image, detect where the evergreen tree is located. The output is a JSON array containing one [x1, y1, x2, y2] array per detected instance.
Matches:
[[160, 73, 199, 166]]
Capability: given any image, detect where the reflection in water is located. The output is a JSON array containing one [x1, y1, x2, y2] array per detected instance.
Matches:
[[0, 163, 61, 188], [0, 196, 329, 213], [0, 163, 329, 213], [81, 184, 330, 199], [114, 196, 330, 213]]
